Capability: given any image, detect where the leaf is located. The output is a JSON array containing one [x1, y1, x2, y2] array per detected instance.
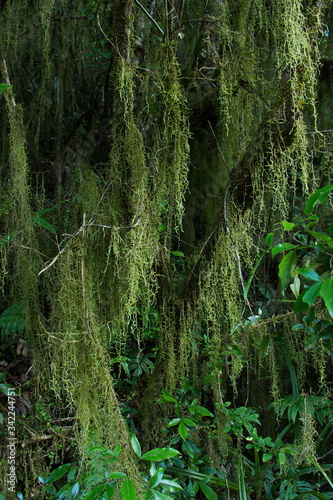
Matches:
[[304, 185, 333, 215], [71, 482, 80, 498], [265, 232, 274, 247], [296, 268, 321, 281], [319, 324, 333, 339], [151, 491, 174, 500], [131, 434, 142, 458], [293, 293, 309, 314], [262, 453, 273, 462], [105, 484, 115, 499], [190, 406, 214, 417], [82, 484, 105, 499], [0, 83, 11, 93], [141, 448, 181, 461], [278, 251, 297, 293], [272, 243, 299, 257], [278, 451, 287, 465], [290, 276, 300, 298], [171, 251, 185, 257], [159, 479, 182, 490], [302, 281, 322, 305], [307, 230, 333, 248], [320, 277, 333, 317], [35, 217, 57, 234], [199, 482, 218, 500], [107, 471, 126, 479], [282, 221, 296, 231], [121, 478, 137, 500], [168, 418, 181, 427], [149, 467, 164, 488], [158, 393, 177, 403], [45, 463, 72, 484], [182, 417, 196, 426], [178, 421, 188, 440]]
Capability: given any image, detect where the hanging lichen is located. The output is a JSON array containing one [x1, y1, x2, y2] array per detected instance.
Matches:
[[46, 235, 141, 487]]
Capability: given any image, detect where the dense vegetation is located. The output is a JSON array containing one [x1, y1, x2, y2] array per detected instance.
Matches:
[[0, 0, 333, 498]]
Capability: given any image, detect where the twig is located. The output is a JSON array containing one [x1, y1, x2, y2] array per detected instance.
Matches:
[[0, 48, 16, 109], [134, 0, 164, 35], [96, 15, 121, 58]]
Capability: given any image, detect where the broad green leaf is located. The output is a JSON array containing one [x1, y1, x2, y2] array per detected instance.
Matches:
[[304, 185, 333, 215], [272, 243, 299, 257], [182, 417, 196, 426], [182, 440, 195, 457], [262, 452, 273, 462], [319, 325, 333, 339], [122, 478, 137, 500], [293, 293, 309, 313], [159, 479, 182, 490], [141, 447, 181, 461], [278, 451, 287, 465], [320, 277, 333, 317], [290, 276, 300, 298], [0, 83, 11, 93], [82, 484, 105, 499], [168, 418, 181, 427], [282, 221, 296, 231], [107, 471, 126, 479], [307, 230, 333, 248], [131, 434, 142, 458], [303, 281, 322, 305], [158, 393, 177, 403], [149, 467, 164, 488], [178, 421, 188, 440], [36, 217, 57, 234], [278, 251, 297, 293], [199, 482, 218, 500], [71, 482, 80, 498], [0, 373, 6, 382], [265, 232, 274, 247], [67, 466, 77, 482], [296, 268, 321, 281], [171, 251, 185, 257], [151, 491, 174, 500], [45, 463, 72, 484], [105, 484, 115, 500], [190, 406, 214, 417]]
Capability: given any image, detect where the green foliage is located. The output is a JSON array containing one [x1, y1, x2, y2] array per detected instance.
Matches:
[[0, 301, 25, 338], [271, 186, 333, 353]]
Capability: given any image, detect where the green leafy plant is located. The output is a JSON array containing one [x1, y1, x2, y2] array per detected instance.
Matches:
[[38, 440, 182, 500]]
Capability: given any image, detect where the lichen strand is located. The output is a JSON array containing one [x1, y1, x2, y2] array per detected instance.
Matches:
[[152, 42, 190, 238], [106, 49, 159, 344], [185, 0, 326, 450], [48, 237, 141, 485]]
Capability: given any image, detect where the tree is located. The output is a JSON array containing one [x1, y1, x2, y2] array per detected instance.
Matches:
[[0, 0, 332, 497]]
